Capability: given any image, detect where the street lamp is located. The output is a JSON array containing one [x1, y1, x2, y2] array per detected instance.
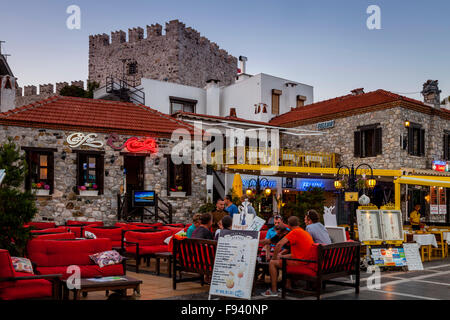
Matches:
[[245, 177, 272, 197], [334, 163, 376, 240]]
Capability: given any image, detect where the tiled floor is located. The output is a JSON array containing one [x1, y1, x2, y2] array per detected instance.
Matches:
[[79, 257, 450, 300]]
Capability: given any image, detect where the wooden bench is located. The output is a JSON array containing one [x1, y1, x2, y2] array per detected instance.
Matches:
[[172, 238, 217, 290], [281, 241, 361, 300]]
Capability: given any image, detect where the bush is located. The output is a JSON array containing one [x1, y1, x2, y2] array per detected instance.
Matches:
[[0, 138, 37, 256]]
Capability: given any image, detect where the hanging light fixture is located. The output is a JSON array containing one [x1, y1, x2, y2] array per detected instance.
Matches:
[[367, 178, 376, 188], [264, 187, 272, 196], [334, 180, 342, 189]]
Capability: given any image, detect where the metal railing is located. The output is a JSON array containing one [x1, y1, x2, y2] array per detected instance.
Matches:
[[117, 193, 172, 223], [106, 76, 145, 105], [211, 147, 337, 168]]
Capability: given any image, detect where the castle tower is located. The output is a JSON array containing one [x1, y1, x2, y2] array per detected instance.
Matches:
[[88, 20, 238, 88]]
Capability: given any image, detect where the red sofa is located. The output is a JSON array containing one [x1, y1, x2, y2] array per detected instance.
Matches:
[[84, 226, 124, 250], [0, 249, 61, 300], [66, 220, 104, 227], [27, 238, 126, 280], [24, 222, 57, 230], [30, 226, 68, 235], [124, 230, 173, 273]]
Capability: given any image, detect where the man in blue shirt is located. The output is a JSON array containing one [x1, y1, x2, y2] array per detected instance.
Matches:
[[224, 195, 239, 218]]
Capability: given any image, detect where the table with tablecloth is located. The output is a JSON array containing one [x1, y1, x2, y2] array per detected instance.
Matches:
[[413, 234, 438, 248]]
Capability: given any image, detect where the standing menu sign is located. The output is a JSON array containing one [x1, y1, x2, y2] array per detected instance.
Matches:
[[379, 210, 403, 241], [356, 209, 383, 242], [403, 243, 424, 271], [209, 230, 259, 299], [370, 247, 407, 267]]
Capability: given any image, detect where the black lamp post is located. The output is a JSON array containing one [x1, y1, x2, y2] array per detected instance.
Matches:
[[245, 177, 272, 197], [334, 163, 376, 240]]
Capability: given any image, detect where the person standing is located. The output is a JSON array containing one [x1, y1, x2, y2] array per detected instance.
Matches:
[[224, 194, 239, 218], [409, 204, 421, 231], [304, 210, 332, 244]]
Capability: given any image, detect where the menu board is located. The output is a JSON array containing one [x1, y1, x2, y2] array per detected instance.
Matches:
[[356, 210, 383, 242], [380, 210, 403, 241], [402, 243, 424, 271], [246, 216, 266, 231], [232, 213, 254, 230], [209, 230, 259, 299], [430, 187, 439, 215], [371, 247, 407, 267]]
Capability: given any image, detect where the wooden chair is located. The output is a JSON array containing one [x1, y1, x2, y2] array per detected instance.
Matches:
[[420, 245, 431, 262], [430, 231, 447, 259]]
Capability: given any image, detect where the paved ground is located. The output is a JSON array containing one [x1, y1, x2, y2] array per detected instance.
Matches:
[[80, 257, 450, 300]]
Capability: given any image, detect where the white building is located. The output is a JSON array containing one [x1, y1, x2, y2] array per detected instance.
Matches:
[[94, 71, 313, 123]]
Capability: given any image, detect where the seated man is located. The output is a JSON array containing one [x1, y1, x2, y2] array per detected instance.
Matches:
[[304, 209, 332, 244], [191, 213, 214, 240], [214, 215, 233, 240], [261, 216, 314, 297], [261, 215, 289, 259], [260, 224, 291, 258]]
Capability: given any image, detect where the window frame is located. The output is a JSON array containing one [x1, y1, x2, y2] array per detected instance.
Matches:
[[169, 96, 197, 114], [407, 123, 425, 157], [166, 156, 192, 196], [271, 89, 282, 115], [74, 150, 104, 195], [354, 124, 382, 158], [23, 147, 56, 194]]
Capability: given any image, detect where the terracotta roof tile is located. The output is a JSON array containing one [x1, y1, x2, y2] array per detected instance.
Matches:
[[269, 89, 430, 126], [0, 95, 194, 137]]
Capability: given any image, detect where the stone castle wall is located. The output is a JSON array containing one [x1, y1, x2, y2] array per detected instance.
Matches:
[[15, 80, 85, 107], [0, 125, 206, 225], [88, 20, 238, 88]]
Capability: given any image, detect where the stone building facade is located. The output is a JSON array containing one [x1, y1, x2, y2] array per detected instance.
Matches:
[[88, 20, 238, 88], [0, 96, 206, 225], [275, 87, 450, 224]]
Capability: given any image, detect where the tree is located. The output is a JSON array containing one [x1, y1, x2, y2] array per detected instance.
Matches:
[[59, 81, 99, 99], [283, 187, 326, 228], [0, 138, 37, 256]]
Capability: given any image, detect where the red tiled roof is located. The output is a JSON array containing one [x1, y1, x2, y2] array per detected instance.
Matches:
[[269, 89, 430, 126], [0, 96, 194, 137], [173, 111, 278, 127]]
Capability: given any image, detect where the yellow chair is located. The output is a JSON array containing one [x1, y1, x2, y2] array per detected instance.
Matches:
[[420, 245, 431, 262], [430, 231, 447, 259]]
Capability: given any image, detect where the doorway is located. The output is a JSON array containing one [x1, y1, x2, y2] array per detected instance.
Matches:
[[124, 155, 145, 218]]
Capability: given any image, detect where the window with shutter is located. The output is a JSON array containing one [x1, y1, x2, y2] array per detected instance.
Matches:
[[23, 148, 55, 194], [354, 124, 382, 158], [271, 89, 281, 115], [407, 123, 425, 157]]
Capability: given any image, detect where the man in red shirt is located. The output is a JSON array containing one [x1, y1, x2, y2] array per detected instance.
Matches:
[[261, 216, 314, 297]]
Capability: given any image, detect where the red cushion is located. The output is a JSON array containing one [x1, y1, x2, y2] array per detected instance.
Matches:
[[129, 222, 163, 227], [125, 230, 172, 246], [0, 249, 15, 287], [32, 232, 75, 240], [286, 243, 319, 276], [125, 245, 169, 255], [27, 238, 113, 267], [66, 220, 103, 227], [25, 222, 57, 230], [36, 264, 124, 280], [30, 227, 68, 234], [160, 226, 184, 234], [0, 278, 52, 300], [85, 227, 123, 243]]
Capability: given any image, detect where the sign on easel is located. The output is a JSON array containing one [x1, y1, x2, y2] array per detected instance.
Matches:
[[232, 200, 254, 230], [209, 230, 259, 299], [403, 243, 424, 271]]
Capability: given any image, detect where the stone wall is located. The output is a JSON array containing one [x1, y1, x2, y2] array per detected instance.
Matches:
[[281, 104, 450, 223], [0, 126, 206, 225], [15, 81, 85, 108], [88, 20, 238, 88]]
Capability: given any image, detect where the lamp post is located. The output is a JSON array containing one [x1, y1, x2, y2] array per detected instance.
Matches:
[[245, 177, 272, 197], [334, 163, 376, 240]]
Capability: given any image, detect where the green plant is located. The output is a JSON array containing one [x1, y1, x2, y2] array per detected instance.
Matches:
[[59, 81, 100, 99], [0, 138, 37, 256], [284, 187, 326, 228], [198, 201, 216, 213]]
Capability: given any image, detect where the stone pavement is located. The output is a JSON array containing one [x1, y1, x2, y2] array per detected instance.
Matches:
[[79, 257, 450, 300]]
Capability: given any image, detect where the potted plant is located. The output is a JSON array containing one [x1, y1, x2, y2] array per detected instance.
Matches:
[[78, 183, 98, 196], [32, 182, 50, 196]]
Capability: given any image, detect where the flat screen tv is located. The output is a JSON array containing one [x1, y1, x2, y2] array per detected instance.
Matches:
[[132, 190, 156, 207]]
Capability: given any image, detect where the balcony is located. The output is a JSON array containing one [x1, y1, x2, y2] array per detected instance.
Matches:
[[211, 147, 338, 169]]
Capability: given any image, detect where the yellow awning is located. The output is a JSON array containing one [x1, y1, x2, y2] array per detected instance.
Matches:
[[394, 175, 450, 188]]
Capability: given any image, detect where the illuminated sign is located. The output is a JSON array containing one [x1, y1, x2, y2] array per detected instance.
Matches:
[[242, 179, 276, 188], [107, 133, 158, 154], [317, 120, 335, 130], [432, 160, 448, 172], [67, 133, 104, 148], [298, 179, 324, 191]]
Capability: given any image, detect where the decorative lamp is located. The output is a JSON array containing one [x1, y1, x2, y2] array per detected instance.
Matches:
[[367, 178, 376, 188], [264, 187, 272, 196], [334, 180, 342, 189]]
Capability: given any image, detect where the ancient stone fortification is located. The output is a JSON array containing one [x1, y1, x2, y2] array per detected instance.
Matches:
[[89, 20, 237, 88], [15, 81, 85, 107]]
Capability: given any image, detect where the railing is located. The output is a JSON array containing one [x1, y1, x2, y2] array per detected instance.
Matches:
[[117, 193, 172, 223], [106, 76, 145, 105], [211, 147, 337, 168]]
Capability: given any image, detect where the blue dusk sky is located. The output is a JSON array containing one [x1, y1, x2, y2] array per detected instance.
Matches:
[[2, 0, 450, 102]]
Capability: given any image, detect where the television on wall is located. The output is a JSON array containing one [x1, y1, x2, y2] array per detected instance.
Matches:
[[132, 190, 156, 207]]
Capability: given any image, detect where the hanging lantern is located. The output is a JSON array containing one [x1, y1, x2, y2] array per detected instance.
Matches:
[[334, 180, 342, 189], [246, 188, 253, 196], [367, 178, 376, 188], [264, 187, 272, 196]]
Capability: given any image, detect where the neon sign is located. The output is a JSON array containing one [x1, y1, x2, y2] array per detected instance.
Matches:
[[299, 180, 325, 191], [107, 133, 158, 154], [432, 160, 448, 172], [67, 133, 104, 148], [242, 179, 276, 188]]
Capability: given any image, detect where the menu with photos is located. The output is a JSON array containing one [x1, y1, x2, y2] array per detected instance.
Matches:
[[380, 210, 403, 241]]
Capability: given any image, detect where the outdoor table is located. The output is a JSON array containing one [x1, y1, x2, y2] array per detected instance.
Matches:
[[443, 232, 450, 243], [155, 252, 173, 277], [62, 276, 142, 300], [413, 234, 438, 247]]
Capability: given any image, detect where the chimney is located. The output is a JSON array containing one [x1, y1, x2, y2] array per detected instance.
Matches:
[[205, 79, 220, 116], [229, 108, 237, 118], [238, 56, 248, 74], [421, 80, 441, 108], [351, 88, 365, 96]]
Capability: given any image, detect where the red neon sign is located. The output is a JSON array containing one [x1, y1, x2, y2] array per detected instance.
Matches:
[[125, 137, 158, 153]]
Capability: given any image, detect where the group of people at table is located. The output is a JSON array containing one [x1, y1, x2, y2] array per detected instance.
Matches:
[[185, 196, 332, 297]]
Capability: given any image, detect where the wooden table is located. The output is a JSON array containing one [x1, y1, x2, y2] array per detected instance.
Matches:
[[155, 252, 173, 277], [62, 276, 142, 300]]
